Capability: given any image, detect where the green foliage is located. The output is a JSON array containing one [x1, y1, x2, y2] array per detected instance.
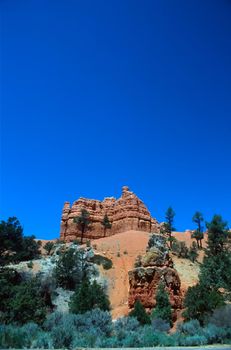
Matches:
[[172, 239, 189, 258], [152, 318, 170, 332], [209, 304, 231, 328], [188, 241, 199, 262], [163, 207, 176, 248], [27, 261, 33, 268], [0, 217, 41, 264], [129, 300, 151, 325], [7, 278, 47, 325], [101, 214, 112, 237], [183, 283, 224, 325], [200, 214, 231, 290], [151, 283, 172, 325], [192, 211, 204, 248], [69, 279, 110, 314], [54, 247, 89, 290], [90, 254, 113, 270], [44, 241, 54, 255], [73, 209, 91, 244], [206, 214, 229, 256]]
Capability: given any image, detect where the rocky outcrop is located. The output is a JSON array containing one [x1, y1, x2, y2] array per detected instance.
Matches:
[[60, 186, 160, 242], [128, 235, 182, 315]]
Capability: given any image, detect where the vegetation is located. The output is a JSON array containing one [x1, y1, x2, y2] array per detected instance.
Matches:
[[101, 214, 112, 237], [0, 217, 41, 265], [129, 300, 151, 325], [44, 241, 54, 255], [1, 213, 231, 348], [73, 209, 91, 244], [151, 283, 172, 325], [90, 254, 113, 270], [69, 279, 110, 314], [163, 207, 176, 248], [192, 211, 204, 248], [54, 247, 89, 290], [188, 241, 199, 262], [184, 214, 231, 324]]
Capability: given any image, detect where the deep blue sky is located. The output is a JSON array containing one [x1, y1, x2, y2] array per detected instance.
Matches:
[[1, 0, 231, 239]]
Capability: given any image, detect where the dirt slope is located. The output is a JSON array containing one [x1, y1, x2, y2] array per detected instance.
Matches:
[[91, 230, 203, 319]]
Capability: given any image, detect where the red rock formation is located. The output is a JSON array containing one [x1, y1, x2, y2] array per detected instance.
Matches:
[[60, 186, 160, 242], [128, 234, 182, 316]]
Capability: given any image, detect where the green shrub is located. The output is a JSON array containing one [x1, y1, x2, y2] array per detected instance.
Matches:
[[129, 300, 151, 325], [184, 334, 207, 346], [69, 279, 110, 313], [177, 319, 201, 335], [0, 325, 25, 349], [152, 318, 170, 332], [44, 241, 54, 255], [54, 247, 89, 290], [51, 324, 75, 348], [27, 261, 33, 268], [151, 283, 172, 325], [91, 254, 113, 270], [209, 304, 231, 328], [31, 332, 53, 349]]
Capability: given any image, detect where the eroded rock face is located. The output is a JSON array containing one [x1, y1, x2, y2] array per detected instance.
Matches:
[[128, 234, 182, 313], [60, 186, 160, 242]]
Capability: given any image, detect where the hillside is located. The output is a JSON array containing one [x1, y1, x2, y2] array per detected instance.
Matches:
[[90, 230, 202, 318]]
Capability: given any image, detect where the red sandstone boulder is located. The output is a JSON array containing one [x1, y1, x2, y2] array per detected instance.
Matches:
[[128, 234, 182, 315], [60, 186, 160, 242]]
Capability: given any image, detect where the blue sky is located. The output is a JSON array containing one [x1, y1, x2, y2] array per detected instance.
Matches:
[[1, 0, 231, 239]]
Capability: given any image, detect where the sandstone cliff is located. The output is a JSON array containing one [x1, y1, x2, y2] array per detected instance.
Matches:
[[60, 186, 160, 242]]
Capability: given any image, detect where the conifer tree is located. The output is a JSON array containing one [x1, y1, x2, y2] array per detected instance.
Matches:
[[164, 207, 176, 249], [101, 214, 112, 237], [73, 209, 91, 244], [151, 282, 172, 325], [192, 211, 204, 248], [129, 300, 151, 325]]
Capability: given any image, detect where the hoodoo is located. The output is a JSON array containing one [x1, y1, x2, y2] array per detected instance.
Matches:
[[60, 186, 160, 242]]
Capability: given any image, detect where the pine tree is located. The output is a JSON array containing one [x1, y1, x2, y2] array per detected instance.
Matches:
[[188, 241, 198, 263], [129, 300, 151, 325], [69, 279, 110, 314], [151, 282, 172, 325], [73, 209, 91, 244], [192, 211, 204, 248], [101, 214, 112, 237], [164, 207, 176, 249]]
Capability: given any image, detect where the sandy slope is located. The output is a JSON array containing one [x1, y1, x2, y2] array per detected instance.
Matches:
[[91, 230, 150, 319], [91, 230, 204, 319]]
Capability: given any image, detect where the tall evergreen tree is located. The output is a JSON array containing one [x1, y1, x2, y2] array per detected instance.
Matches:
[[129, 300, 151, 325], [73, 209, 91, 244], [101, 214, 112, 237], [151, 282, 172, 325], [192, 211, 204, 248], [69, 279, 110, 314], [164, 207, 176, 249]]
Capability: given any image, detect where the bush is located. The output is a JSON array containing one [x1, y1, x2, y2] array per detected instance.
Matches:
[[209, 304, 231, 328], [69, 279, 110, 313], [152, 318, 171, 332], [54, 247, 89, 290], [0, 325, 26, 349], [31, 332, 53, 349], [183, 283, 224, 324], [129, 300, 151, 325], [51, 324, 75, 348], [172, 240, 189, 258], [91, 254, 113, 270], [177, 319, 201, 336], [44, 241, 54, 255], [151, 283, 172, 325]]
